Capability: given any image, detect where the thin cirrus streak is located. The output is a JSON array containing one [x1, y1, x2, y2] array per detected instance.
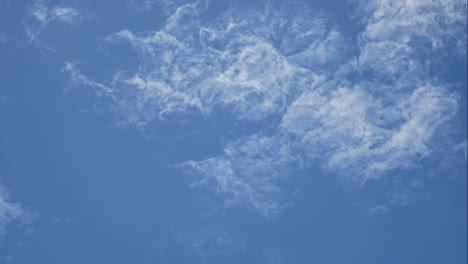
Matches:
[[61, 0, 466, 216]]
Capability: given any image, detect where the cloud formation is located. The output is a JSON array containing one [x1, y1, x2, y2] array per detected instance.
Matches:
[[181, 133, 301, 217], [0, 186, 33, 241], [24, 0, 83, 51], [66, 2, 342, 125], [63, 0, 467, 216], [282, 84, 458, 182]]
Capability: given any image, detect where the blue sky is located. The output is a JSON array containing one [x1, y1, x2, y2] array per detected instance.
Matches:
[[0, 0, 467, 263]]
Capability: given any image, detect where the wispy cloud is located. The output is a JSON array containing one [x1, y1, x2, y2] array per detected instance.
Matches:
[[181, 133, 301, 217], [367, 204, 389, 215], [63, 0, 466, 215], [356, 0, 467, 57], [62, 62, 114, 98], [0, 186, 34, 241], [454, 139, 467, 159], [83, 2, 342, 125], [24, 0, 83, 51], [282, 84, 458, 182]]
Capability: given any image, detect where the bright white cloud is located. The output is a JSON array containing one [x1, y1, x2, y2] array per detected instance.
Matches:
[[355, 0, 467, 79], [282, 84, 458, 182], [359, 0, 467, 50]]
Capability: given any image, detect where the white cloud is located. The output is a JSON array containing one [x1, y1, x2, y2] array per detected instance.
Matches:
[[367, 204, 389, 215], [62, 62, 114, 98], [24, 0, 83, 50], [281, 83, 458, 182], [0, 186, 34, 241], [50, 7, 80, 23], [64, 0, 466, 215], [360, 0, 466, 49], [79, 2, 342, 125], [454, 140, 467, 159], [355, 0, 467, 79], [181, 134, 300, 217]]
